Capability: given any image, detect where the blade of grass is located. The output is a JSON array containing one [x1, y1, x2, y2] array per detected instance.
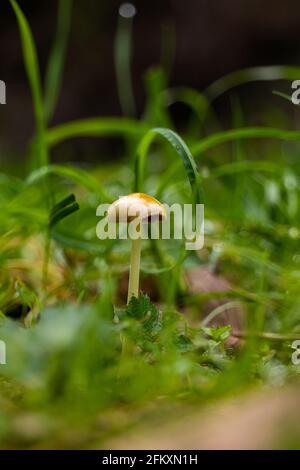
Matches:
[[160, 21, 176, 82], [50, 193, 76, 218], [114, 4, 136, 116], [233, 331, 300, 341], [51, 229, 107, 254], [10, 0, 48, 168], [231, 95, 246, 218], [207, 160, 283, 179], [141, 245, 187, 274], [191, 127, 300, 158], [134, 127, 204, 204], [27, 164, 112, 201], [157, 126, 300, 196], [44, 0, 73, 122], [206, 65, 300, 101], [201, 301, 242, 327], [47, 118, 148, 146], [156, 160, 282, 201], [272, 90, 293, 102], [143, 67, 172, 128], [49, 202, 79, 228], [10, 0, 54, 290]]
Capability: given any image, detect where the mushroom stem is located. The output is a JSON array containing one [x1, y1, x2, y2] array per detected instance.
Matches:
[[127, 236, 141, 303]]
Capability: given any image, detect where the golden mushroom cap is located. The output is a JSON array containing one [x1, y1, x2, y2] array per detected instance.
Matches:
[[107, 193, 166, 223]]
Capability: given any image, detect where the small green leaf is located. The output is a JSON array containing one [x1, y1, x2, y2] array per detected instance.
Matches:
[[202, 326, 232, 343], [174, 334, 194, 353], [126, 294, 157, 320]]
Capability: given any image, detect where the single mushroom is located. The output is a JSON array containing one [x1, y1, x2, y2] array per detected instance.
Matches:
[[107, 193, 166, 304]]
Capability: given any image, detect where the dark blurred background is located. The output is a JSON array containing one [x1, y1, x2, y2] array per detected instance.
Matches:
[[1, 0, 300, 165]]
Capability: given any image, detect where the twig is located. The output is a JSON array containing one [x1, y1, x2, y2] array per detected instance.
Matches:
[[232, 331, 300, 342]]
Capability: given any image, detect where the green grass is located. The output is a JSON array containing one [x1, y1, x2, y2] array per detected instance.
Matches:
[[1, 0, 300, 449]]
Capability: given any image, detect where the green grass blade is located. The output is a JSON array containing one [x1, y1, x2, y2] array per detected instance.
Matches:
[[231, 95, 246, 216], [50, 193, 76, 218], [160, 21, 176, 81], [114, 5, 136, 116], [157, 160, 283, 200], [47, 118, 148, 147], [10, 0, 48, 168], [44, 0, 73, 122], [134, 127, 204, 204], [272, 90, 293, 102], [207, 160, 283, 179], [141, 248, 186, 274], [206, 65, 300, 101], [49, 202, 79, 228], [26, 164, 112, 201], [191, 127, 300, 158], [51, 229, 107, 254], [143, 67, 172, 127], [157, 126, 300, 196]]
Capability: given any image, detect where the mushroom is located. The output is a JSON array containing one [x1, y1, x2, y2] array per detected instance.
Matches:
[[107, 193, 166, 304]]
